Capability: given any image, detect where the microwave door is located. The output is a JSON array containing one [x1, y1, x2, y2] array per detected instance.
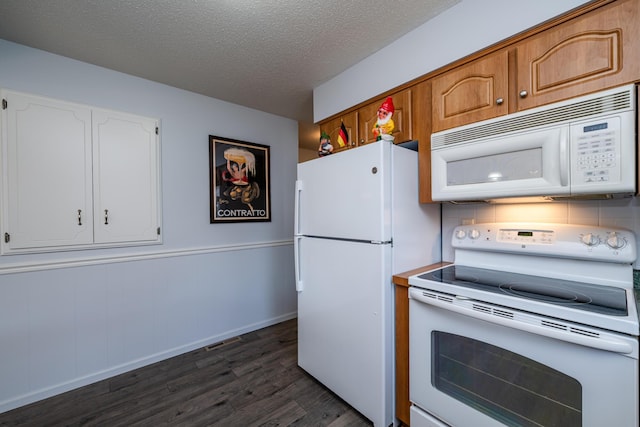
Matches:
[[431, 127, 570, 201]]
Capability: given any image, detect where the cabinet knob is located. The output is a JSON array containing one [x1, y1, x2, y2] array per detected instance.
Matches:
[[519, 90, 528, 98], [496, 98, 504, 105]]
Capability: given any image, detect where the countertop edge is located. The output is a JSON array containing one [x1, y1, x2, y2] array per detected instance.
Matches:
[[393, 262, 452, 288]]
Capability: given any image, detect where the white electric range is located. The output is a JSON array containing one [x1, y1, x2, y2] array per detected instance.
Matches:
[[408, 223, 638, 427]]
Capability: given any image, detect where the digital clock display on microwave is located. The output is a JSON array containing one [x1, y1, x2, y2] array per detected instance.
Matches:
[[583, 122, 608, 132]]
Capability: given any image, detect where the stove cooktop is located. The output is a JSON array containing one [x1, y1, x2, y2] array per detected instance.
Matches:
[[418, 265, 628, 317], [411, 263, 639, 336]]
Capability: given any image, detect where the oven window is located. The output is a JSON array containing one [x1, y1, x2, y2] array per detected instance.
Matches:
[[432, 332, 582, 427]]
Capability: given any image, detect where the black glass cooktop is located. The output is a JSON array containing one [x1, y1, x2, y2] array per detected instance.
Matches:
[[418, 265, 628, 316]]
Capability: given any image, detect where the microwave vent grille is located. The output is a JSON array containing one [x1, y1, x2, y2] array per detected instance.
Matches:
[[432, 88, 633, 149]]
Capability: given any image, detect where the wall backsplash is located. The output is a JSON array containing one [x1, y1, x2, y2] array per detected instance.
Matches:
[[441, 196, 640, 269]]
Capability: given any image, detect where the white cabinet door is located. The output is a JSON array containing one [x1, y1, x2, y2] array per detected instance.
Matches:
[[2, 91, 93, 250], [92, 109, 160, 244], [1, 89, 161, 253]]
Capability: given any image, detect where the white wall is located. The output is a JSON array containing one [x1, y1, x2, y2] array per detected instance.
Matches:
[[314, 0, 590, 122], [0, 40, 297, 412]]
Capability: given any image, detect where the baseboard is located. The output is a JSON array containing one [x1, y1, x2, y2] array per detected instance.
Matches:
[[0, 311, 297, 414]]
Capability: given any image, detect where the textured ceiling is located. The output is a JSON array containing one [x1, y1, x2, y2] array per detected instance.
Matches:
[[0, 0, 459, 123]]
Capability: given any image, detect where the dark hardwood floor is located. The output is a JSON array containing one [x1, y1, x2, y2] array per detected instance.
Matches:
[[0, 318, 373, 426]]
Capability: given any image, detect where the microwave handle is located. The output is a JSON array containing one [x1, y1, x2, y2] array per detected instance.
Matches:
[[559, 127, 569, 187]]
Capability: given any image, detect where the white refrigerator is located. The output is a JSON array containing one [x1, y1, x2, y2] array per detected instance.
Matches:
[[294, 140, 441, 427]]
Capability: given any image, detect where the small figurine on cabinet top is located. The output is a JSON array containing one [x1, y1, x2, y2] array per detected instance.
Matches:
[[372, 97, 395, 142], [318, 131, 334, 157]]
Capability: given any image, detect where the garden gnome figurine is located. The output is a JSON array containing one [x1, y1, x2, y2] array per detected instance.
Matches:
[[318, 131, 334, 156], [372, 97, 395, 141]]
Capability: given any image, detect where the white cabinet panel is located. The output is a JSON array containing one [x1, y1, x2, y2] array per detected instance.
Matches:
[[92, 110, 159, 243], [3, 92, 93, 249], [1, 89, 161, 253]]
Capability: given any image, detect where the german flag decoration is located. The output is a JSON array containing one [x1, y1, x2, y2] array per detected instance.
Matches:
[[337, 121, 349, 148]]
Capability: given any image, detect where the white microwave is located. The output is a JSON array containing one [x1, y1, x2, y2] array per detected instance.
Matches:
[[431, 84, 637, 202]]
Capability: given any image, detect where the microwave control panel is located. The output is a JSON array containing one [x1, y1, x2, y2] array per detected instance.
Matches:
[[571, 116, 621, 186]]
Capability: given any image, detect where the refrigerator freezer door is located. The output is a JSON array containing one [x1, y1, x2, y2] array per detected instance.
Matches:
[[296, 141, 391, 242], [297, 236, 393, 427]]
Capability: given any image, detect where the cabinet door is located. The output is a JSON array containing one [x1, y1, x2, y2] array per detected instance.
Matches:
[[516, 0, 640, 111], [92, 110, 160, 244], [318, 111, 358, 154], [1, 91, 93, 251], [431, 51, 509, 133], [358, 89, 413, 145]]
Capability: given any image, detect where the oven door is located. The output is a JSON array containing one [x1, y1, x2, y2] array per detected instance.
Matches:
[[409, 288, 639, 427]]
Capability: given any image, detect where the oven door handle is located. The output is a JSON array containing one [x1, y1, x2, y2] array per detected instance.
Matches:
[[410, 289, 634, 355]]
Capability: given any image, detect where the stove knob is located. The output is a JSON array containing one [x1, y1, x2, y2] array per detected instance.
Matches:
[[454, 229, 467, 239], [580, 233, 600, 246], [469, 229, 481, 240], [605, 232, 627, 250]]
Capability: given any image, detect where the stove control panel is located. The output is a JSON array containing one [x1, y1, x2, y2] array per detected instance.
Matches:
[[451, 222, 637, 263], [498, 228, 555, 244]]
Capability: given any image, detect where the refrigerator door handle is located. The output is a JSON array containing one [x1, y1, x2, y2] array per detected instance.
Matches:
[[294, 180, 303, 236], [294, 235, 303, 292]]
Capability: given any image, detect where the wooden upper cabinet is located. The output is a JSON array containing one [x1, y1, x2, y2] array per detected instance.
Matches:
[[431, 51, 509, 133], [318, 111, 358, 154], [431, 0, 640, 133], [515, 0, 640, 111], [358, 89, 413, 145]]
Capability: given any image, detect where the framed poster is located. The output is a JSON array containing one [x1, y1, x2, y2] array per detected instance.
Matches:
[[209, 135, 271, 223]]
